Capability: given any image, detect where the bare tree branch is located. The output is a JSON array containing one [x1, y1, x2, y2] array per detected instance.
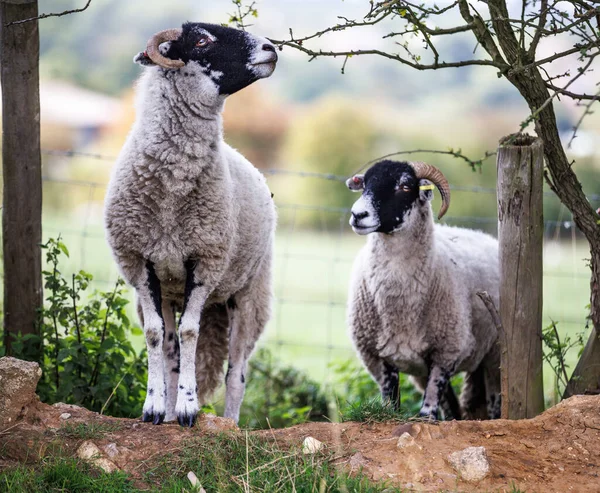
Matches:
[[568, 84, 600, 147], [528, 0, 549, 58], [5, 0, 92, 27], [352, 148, 497, 175]]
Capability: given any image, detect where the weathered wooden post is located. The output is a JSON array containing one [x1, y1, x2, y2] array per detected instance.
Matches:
[[0, 0, 42, 359], [496, 133, 545, 419]]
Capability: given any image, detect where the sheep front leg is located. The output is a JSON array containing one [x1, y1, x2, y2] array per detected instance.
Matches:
[[139, 262, 167, 425], [162, 301, 179, 422], [176, 260, 209, 427], [419, 365, 451, 420]]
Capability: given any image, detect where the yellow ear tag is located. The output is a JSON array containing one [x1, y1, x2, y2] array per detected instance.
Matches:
[[419, 184, 435, 191]]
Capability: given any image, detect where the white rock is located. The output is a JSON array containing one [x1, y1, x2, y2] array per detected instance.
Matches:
[[77, 441, 102, 460], [396, 432, 419, 449], [59, 413, 72, 420], [93, 458, 118, 473], [302, 436, 324, 454], [76, 441, 118, 473], [104, 442, 119, 458], [187, 471, 207, 493], [447, 446, 490, 482]]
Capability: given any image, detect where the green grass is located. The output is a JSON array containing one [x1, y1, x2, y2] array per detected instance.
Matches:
[[57, 422, 124, 440], [339, 398, 409, 424], [143, 432, 400, 493], [0, 458, 136, 493], [0, 434, 402, 493]]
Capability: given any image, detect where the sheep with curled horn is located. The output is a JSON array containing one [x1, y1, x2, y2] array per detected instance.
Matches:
[[346, 160, 501, 420], [104, 23, 279, 427]]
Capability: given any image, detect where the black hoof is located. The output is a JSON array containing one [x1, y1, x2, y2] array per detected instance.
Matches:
[[142, 411, 165, 424], [418, 411, 438, 421], [177, 412, 197, 427]]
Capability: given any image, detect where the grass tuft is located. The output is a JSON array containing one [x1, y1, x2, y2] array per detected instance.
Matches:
[[339, 397, 409, 424], [142, 432, 401, 492], [0, 457, 136, 493], [1, 433, 403, 492], [57, 421, 124, 440]]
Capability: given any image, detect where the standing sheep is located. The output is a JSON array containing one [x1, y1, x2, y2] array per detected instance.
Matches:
[[346, 160, 501, 420], [104, 23, 278, 427]]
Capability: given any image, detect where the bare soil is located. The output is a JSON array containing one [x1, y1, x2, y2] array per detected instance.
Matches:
[[1, 395, 599, 492]]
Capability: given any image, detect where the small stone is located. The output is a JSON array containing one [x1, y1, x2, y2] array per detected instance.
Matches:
[[349, 452, 368, 470], [187, 471, 207, 493], [77, 441, 102, 460], [59, 413, 72, 420], [303, 436, 324, 454], [104, 443, 119, 458], [447, 446, 490, 482], [77, 441, 118, 473], [397, 432, 419, 449], [94, 458, 118, 473]]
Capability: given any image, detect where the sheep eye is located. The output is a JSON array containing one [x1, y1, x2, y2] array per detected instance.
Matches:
[[196, 37, 209, 47], [396, 185, 412, 193]]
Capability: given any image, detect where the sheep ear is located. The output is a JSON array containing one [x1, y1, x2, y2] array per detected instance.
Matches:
[[134, 51, 157, 66], [346, 174, 365, 192], [419, 179, 434, 202]]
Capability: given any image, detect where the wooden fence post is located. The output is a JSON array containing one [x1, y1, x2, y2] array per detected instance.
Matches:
[[0, 0, 42, 359], [496, 133, 545, 419]]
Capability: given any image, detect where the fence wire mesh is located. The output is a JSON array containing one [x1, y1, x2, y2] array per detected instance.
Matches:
[[37, 149, 598, 391]]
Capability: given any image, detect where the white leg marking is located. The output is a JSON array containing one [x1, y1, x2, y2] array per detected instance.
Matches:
[[162, 301, 179, 422], [176, 282, 209, 427], [139, 281, 166, 424]]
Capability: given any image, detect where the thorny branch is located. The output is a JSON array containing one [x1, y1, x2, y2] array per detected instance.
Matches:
[[569, 83, 600, 148], [353, 148, 497, 175], [5, 0, 92, 27]]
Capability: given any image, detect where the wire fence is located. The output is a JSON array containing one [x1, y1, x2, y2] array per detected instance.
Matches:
[[38, 148, 598, 388]]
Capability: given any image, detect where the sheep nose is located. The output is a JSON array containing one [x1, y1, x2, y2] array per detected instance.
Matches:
[[352, 210, 369, 221], [262, 43, 276, 53]]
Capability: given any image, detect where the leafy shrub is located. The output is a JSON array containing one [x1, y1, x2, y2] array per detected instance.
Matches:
[[238, 347, 331, 429], [5, 238, 147, 418]]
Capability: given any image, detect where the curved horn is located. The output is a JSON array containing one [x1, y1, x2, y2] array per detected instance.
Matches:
[[410, 161, 451, 220], [146, 29, 184, 69]]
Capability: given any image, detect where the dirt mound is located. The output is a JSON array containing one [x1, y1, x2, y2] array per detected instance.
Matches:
[[265, 396, 600, 492], [1, 356, 599, 492]]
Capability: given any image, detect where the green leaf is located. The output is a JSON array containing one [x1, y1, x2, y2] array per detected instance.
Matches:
[[57, 241, 70, 257]]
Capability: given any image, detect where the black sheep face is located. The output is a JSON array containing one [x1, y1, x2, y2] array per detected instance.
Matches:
[[135, 22, 277, 96], [346, 160, 434, 235]]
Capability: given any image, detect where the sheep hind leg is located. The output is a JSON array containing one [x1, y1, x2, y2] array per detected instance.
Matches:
[[195, 303, 229, 407], [162, 301, 179, 422], [440, 383, 462, 421], [224, 257, 271, 424], [419, 365, 451, 420], [460, 366, 489, 420], [483, 349, 501, 419], [381, 362, 400, 409], [223, 293, 266, 424]]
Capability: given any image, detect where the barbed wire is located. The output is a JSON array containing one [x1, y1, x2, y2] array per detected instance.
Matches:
[[42, 149, 600, 203]]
